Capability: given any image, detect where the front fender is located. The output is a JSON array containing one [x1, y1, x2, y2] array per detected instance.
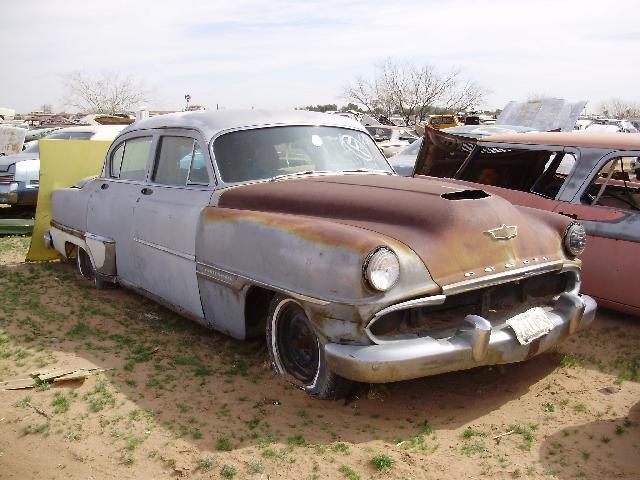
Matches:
[[195, 207, 440, 327]]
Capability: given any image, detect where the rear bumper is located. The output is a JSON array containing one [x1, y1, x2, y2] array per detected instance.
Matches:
[[0, 182, 38, 205], [324, 292, 596, 383]]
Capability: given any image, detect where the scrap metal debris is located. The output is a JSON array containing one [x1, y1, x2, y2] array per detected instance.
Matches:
[[0, 366, 110, 390]]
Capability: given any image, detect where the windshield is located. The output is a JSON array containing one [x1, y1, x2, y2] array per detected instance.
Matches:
[[213, 126, 392, 183], [431, 116, 455, 125]]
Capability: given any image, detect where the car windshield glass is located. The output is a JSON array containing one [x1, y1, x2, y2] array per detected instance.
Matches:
[[213, 126, 392, 183]]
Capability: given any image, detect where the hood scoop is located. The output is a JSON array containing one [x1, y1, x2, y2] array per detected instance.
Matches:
[[441, 189, 489, 201]]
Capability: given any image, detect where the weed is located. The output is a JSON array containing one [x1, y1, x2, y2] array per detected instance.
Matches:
[[371, 454, 394, 471], [262, 448, 277, 458], [332, 442, 350, 454], [248, 461, 264, 474], [221, 464, 237, 479], [339, 464, 360, 480], [51, 392, 70, 414], [601, 436, 611, 444], [120, 454, 134, 465], [574, 403, 586, 413], [192, 430, 203, 440], [543, 403, 555, 412], [463, 428, 487, 439], [615, 425, 625, 435], [287, 434, 305, 447], [196, 455, 216, 472], [461, 440, 486, 456], [217, 436, 232, 451], [581, 450, 591, 460], [14, 396, 32, 408]]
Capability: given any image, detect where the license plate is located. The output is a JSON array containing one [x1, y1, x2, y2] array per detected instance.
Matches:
[[507, 307, 554, 345]]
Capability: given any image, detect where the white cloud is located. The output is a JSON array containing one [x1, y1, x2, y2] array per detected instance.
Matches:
[[0, 0, 637, 112]]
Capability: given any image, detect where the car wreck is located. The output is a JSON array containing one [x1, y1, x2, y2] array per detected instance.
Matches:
[[45, 110, 595, 399], [414, 127, 640, 315]]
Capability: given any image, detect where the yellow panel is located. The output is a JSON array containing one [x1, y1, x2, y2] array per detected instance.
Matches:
[[26, 140, 112, 261]]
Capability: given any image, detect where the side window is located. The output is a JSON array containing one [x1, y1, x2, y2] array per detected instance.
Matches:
[[581, 156, 640, 211], [531, 152, 576, 198], [111, 137, 152, 181], [188, 144, 210, 185], [153, 136, 210, 186], [110, 143, 125, 178], [461, 149, 573, 198]]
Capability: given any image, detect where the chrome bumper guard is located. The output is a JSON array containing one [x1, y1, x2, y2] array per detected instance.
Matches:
[[324, 292, 597, 383]]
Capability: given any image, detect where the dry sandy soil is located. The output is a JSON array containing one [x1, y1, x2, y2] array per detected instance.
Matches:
[[0, 236, 638, 480]]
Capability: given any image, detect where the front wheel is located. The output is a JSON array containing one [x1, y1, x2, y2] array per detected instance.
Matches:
[[266, 294, 353, 399]]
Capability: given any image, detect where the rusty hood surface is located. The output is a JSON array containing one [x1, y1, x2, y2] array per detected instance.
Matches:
[[218, 175, 573, 289]]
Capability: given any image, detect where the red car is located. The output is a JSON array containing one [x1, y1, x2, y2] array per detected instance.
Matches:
[[414, 128, 640, 315]]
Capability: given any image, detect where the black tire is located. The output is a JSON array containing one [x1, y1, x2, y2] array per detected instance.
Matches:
[[76, 247, 108, 289], [266, 294, 354, 399]]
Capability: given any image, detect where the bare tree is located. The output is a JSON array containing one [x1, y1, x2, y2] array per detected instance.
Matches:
[[599, 98, 640, 118], [62, 71, 149, 114], [342, 60, 487, 124]]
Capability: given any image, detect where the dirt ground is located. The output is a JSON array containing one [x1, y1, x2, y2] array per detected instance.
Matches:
[[0, 235, 638, 480]]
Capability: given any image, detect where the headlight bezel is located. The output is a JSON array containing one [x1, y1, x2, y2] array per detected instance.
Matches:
[[363, 246, 400, 292], [563, 222, 587, 257]]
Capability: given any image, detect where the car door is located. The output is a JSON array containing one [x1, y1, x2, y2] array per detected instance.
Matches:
[[552, 151, 640, 312], [132, 130, 215, 319], [86, 133, 154, 287]]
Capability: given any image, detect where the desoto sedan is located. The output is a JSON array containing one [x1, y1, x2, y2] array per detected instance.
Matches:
[[45, 110, 596, 399]]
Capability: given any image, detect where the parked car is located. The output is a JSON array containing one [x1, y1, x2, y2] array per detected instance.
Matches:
[[0, 125, 124, 206], [414, 127, 639, 315], [365, 125, 418, 157], [45, 111, 595, 399], [427, 114, 461, 130], [388, 137, 422, 176]]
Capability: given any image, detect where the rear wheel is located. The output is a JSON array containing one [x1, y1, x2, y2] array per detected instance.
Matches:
[[76, 247, 107, 289], [266, 294, 353, 399]]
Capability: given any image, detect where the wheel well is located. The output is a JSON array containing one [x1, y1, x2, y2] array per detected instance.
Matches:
[[64, 241, 78, 258], [244, 286, 275, 338]]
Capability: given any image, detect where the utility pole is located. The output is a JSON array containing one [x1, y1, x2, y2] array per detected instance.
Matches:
[[184, 94, 191, 111]]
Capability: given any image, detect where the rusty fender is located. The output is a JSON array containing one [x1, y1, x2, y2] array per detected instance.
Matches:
[[195, 207, 440, 341]]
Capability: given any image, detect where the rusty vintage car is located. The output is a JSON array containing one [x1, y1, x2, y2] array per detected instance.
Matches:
[[414, 128, 640, 315], [44, 111, 596, 399]]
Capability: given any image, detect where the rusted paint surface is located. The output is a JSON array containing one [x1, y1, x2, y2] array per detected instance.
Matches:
[[218, 175, 576, 290]]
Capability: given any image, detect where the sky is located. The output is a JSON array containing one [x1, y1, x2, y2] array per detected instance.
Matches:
[[0, 0, 638, 113]]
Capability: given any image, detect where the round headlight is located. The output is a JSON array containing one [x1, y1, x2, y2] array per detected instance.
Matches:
[[564, 223, 587, 257], [364, 247, 400, 291]]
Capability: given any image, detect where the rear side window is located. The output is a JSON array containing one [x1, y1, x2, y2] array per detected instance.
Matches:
[[152, 136, 210, 186], [110, 137, 152, 180], [582, 156, 640, 211]]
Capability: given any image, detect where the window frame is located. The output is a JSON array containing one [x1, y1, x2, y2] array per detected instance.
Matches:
[[576, 150, 640, 211], [104, 128, 217, 189], [147, 129, 216, 190]]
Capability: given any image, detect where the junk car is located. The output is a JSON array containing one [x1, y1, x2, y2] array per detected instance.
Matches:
[[364, 125, 418, 157], [0, 125, 124, 207], [414, 127, 640, 315], [45, 111, 596, 399]]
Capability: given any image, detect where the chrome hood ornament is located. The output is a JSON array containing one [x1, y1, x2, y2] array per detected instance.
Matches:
[[486, 224, 518, 240]]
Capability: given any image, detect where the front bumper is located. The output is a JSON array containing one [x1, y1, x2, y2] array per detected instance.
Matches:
[[0, 182, 38, 205], [324, 292, 596, 383]]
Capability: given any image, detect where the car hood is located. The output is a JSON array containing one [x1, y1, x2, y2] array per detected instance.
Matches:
[[218, 174, 572, 288], [0, 153, 39, 171]]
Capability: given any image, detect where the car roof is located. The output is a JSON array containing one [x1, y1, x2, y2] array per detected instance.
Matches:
[[120, 110, 367, 140], [480, 131, 640, 150]]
